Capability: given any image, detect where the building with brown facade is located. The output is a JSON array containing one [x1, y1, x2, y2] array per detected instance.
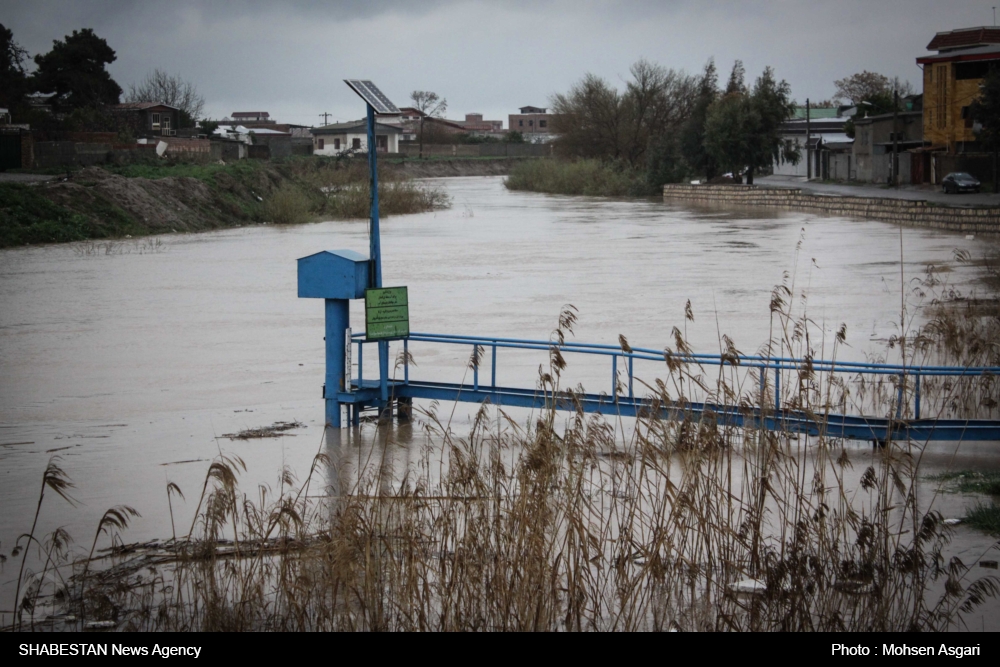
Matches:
[[917, 26, 1000, 153], [508, 106, 555, 142]]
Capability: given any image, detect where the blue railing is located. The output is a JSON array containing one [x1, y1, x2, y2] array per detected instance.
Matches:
[[349, 332, 999, 424]]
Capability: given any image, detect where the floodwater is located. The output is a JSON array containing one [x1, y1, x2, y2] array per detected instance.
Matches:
[[1, 176, 998, 626]]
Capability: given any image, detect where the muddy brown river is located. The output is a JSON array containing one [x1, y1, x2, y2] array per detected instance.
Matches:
[[1, 176, 998, 627]]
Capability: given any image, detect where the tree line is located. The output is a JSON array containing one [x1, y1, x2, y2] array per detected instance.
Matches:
[[548, 59, 939, 189], [0, 23, 205, 139]]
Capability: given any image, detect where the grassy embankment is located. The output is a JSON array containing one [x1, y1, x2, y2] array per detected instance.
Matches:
[[6, 257, 1000, 632], [0, 158, 450, 249], [504, 158, 659, 197]]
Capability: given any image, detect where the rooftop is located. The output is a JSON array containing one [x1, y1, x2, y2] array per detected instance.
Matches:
[[114, 101, 179, 111], [927, 26, 1000, 52], [791, 107, 841, 120], [311, 119, 402, 134]]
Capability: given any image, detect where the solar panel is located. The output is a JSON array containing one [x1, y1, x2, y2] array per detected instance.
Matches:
[[344, 80, 400, 115]]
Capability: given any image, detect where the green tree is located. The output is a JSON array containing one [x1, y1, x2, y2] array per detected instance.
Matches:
[[505, 130, 525, 144], [704, 65, 799, 185], [680, 59, 720, 180], [970, 66, 1000, 191], [0, 23, 30, 116], [33, 28, 122, 110]]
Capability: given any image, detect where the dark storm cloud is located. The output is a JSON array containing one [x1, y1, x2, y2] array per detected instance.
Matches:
[[1, 1, 995, 126]]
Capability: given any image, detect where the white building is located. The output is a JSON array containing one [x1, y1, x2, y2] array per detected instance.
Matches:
[[773, 114, 853, 178], [310, 120, 401, 156]]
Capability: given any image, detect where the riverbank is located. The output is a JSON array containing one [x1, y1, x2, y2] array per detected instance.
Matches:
[[504, 158, 657, 197], [663, 183, 1000, 235], [0, 157, 475, 248]]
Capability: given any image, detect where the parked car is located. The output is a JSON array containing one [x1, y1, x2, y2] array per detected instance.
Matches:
[[942, 172, 981, 194]]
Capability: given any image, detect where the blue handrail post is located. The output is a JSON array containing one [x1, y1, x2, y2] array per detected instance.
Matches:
[[896, 374, 905, 421], [775, 368, 781, 413], [628, 354, 634, 399], [759, 366, 767, 409], [473, 345, 479, 391], [404, 338, 409, 385], [612, 355, 618, 401], [491, 343, 497, 388], [915, 374, 921, 420]]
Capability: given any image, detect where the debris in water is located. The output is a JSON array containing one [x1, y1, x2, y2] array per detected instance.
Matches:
[[222, 421, 305, 440], [943, 518, 962, 526], [729, 578, 765, 595]]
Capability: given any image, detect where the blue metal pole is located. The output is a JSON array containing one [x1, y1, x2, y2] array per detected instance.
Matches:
[[404, 338, 409, 385], [491, 343, 497, 388], [915, 374, 921, 420], [367, 103, 382, 289], [367, 103, 390, 414], [325, 298, 350, 428]]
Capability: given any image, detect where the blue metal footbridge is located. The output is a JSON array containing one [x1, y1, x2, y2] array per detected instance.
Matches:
[[337, 332, 1000, 442], [298, 81, 1000, 444]]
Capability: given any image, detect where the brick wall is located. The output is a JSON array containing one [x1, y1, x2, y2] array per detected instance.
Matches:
[[662, 184, 1000, 235]]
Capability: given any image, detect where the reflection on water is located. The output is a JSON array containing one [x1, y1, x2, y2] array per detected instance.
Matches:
[[0, 176, 997, 626]]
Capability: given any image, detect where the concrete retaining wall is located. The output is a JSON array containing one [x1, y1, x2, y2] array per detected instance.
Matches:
[[662, 184, 1000, 235], [398, 143, 553, 158]]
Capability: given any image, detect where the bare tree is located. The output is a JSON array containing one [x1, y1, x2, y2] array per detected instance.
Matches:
[[834, 70, 914, 105], [410, 90, 447, 158], [126, 68, 205, 127], [551, 60, 698, 168]]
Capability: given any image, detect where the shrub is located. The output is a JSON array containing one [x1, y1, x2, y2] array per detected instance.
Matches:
[[263, 184, 312, 225]]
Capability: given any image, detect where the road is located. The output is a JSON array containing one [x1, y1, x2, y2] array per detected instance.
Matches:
[[757, 175, 1000, 207]]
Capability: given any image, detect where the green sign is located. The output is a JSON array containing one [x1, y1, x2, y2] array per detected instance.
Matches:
[[365, 287, 409, 340]]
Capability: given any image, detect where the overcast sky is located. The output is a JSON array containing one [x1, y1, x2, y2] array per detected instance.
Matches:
[[2, 0, 996, 127]]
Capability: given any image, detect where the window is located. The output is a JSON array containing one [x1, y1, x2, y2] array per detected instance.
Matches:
[[318, 139, 325, 150], [352, 138, 361, 149], [528, 120, 534, 127], [151, 113, 160, 128], [518, 120, 523, 127], [334, 138, 341, 150], [539, 120, 547, 128]]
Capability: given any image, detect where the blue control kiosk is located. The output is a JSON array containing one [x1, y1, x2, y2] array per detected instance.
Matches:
[[297, 249, 369, 428]]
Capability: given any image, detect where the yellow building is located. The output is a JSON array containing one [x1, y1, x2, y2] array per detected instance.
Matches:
[[918, 27, 1000, 152]]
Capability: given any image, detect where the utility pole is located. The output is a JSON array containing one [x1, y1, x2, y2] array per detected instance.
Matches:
[[806, 98, 812, 180], [892, 89, 900, 188], [319, 112, 332, 125]]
